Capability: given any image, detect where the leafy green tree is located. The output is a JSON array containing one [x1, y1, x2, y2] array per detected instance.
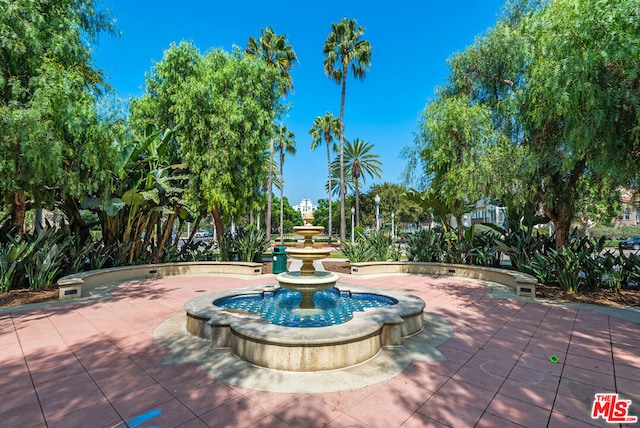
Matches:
[[245, 27, 297, 243], [313, 198, 341, 239], [132, 41, 280, 239], [323, 17, 372, 244], [518, 0, 640, 247], [309, 112, 340, 243], [0, 0, 116, 232], [413, 0, 640, 248], [410, 94, 497, 220], [274, 125, 296, 245], [271, 197, 303, 234], [358, 184, 430, 232]]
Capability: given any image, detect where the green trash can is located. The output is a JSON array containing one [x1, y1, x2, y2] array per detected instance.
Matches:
[[272, 245, 288, 274]]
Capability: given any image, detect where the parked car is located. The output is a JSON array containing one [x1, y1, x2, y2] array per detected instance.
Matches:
[[619, 236, 640, 250]]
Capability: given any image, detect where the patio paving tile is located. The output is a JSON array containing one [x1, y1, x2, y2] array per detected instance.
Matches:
[[485, 393, 552, 425], [560, 364, 616, 390], [475, 412, 528, 427], [108, 382, 174, 419], [117, 398, 198, 428], [507, 365, 561, 392], [429, 378, 496, 410], [498, 378, 556, 410], [198, 396, 273, 428], [275, 394, 345, 427], [400, 413, 453, 427], [343, 386, 416, 426], [176, 381, 243, 416], [0, 386, 40, 417], [327, 412, 373, 427], [452, 363, 507, 391], [0, 401, 46, 427], [1, 270, 638, 427], [46, 401, 121, 428], [417, 394, 484, 427], [315, 385, 378, 412]]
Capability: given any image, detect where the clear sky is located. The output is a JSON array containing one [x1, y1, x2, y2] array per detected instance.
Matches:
[[92, 0, 506, 207]]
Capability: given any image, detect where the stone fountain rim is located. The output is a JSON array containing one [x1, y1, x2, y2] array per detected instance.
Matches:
[[184, 284, 425, 346]]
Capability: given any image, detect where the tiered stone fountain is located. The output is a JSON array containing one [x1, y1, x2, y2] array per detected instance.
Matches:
[[275, 212, 339, 309], [184, 209, 426, 371]]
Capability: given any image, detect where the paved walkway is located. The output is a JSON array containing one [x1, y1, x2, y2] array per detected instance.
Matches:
[[1, 269, 639, 427]]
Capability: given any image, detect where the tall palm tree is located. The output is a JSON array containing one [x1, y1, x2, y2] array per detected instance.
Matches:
[[309, 112, 340, 243], [323, 17, 372, 244], [246, 27, 297, 243], [274, 124, 296, 245], [246, 27, 297, 96]]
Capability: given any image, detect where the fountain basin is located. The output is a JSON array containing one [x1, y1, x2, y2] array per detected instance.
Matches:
[[185, 284, 425, 371], [275, 270, 338, 308]]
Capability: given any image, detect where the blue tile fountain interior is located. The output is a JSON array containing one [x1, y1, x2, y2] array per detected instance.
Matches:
[[214, 288, 397, 328]]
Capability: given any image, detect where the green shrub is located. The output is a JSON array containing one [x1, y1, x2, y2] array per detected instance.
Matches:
[[549, 246, 581, 293], [341, 240, 374, 263], [405, 230, 444, 262], [217, 227, 268, 263], [590, 225, 640, 241], [341, 230, 392, 263], [0, 228, 72, 292]]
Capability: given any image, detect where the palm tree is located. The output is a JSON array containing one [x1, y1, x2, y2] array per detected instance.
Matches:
[[309, 113, 340, 243], [323, 18, 372, 243], [346, 138, 382, 227], [246, 27, 297, 243], [331, 138, 382, 226], [246, 27, 297, 96], [274, 125, 296, 245]]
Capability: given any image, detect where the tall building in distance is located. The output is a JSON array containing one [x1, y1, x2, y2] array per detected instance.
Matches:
[[293, 198, 317, 216]]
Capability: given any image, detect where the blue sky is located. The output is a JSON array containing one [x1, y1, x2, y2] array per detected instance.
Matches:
[[93, 0, 506, 206]]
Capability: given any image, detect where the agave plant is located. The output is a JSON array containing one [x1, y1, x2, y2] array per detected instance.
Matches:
[[405, 230, 444, 263]]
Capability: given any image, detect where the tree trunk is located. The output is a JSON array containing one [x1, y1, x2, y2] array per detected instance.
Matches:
[[552, 211, 573, 249], [354, 176, 360, 227], [325, 137, 333, 245], [60, 196, 91, 243], [265, 138, 274, 243], [339, 65, 348, 244], [211, 208, 225, 244], [280, 147, 284, 246], [11, 191, 27, 233]]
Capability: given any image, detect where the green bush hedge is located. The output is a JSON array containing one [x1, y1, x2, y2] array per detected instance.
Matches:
[[589, 225, 640, 241]]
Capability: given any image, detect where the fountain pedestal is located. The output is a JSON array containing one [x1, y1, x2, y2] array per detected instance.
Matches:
[[275, 212, 338, 309]]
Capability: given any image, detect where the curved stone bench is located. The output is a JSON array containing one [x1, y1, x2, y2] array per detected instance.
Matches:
[[350, 261, 538, 298], [57, 261, 262, 300]]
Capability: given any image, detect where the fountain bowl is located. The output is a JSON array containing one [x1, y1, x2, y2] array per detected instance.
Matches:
[[185, 284, 425, 371]]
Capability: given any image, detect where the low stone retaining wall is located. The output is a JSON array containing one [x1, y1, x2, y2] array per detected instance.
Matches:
[[350, 261, 537, 298], [57, 261, 262, 300]]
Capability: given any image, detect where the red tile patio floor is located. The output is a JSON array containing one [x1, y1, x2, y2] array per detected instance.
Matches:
[[1, 270, 638, 427]]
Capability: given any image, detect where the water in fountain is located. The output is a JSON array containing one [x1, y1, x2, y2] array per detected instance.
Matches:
[[215, 287, 397, 327], [273, 211, 340, 309]]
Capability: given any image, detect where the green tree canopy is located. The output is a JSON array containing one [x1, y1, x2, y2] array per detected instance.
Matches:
[[131, 41, 280, 239], [407, 0, 640, 247], [0, 0, 116, 232]]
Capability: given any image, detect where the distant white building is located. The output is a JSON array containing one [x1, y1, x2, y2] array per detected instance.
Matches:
[[293, 198, 317, 216]]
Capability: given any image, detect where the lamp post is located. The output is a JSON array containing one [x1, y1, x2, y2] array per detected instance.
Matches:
[[391, 212, 395, 240], [351, 207, 355, 244], [374, 194, 380, 231]]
